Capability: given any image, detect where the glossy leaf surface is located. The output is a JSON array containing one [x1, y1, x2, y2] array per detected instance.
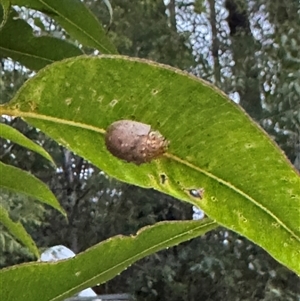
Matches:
[[1, 55, 299, 273]]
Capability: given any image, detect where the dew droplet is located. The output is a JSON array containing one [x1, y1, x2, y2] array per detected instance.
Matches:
[[189, 188, 205, 199]]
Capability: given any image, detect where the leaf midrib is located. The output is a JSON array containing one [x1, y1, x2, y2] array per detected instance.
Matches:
[[0, 45, 55, 63], [2, 108, 299, 245], [52, 220, 217, 301]]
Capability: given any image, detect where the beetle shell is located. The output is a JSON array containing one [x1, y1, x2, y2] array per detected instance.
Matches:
[[105, 120, 169, 165]]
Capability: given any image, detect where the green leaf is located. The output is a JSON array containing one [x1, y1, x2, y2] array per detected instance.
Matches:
[[102, 0, 113, 28], [0, 8, 83, 70], [0, 203, 40, 258], [1, 56, 299, 274], [0, 162, 66, 216], [0, 219, 217, 301], [0, 123, 54, 164], [33, 17, 45, 31], [12, 0, 118, 54], [0, 0, 10, 31]]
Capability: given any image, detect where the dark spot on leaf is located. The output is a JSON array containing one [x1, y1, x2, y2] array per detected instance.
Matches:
[[105, 120, 169, 165], [210, 196, 218, 202], [160, 174, 167, 184]]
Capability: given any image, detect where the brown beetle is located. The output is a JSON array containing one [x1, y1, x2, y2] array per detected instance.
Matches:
[[105, 120, 169, 165]]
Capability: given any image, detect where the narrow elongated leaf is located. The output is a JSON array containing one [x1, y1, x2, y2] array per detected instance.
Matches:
[[0, 204, 39, 257], [0, 162, 65, 215], [0, 8, 83, 70], [0, 219, 217, 301], [102, 0, 113, 28], [12, 0, 118, 54], [0, 0, 10, 30], [0, 123, 54, 163], [1, 56, 299, 273]]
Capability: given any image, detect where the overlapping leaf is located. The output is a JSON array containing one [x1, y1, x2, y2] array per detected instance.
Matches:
[[0, 0, 10, 30], [0, 219, 217, 301], [0, 203, 40, 257], [12, 0, 117, 54], [0, 7, 83, 70], [0, 162, 65, 215], [0, 123, 54, 163]]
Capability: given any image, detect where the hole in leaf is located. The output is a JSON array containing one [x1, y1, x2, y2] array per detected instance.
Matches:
[[160, 174, 167, 184]]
